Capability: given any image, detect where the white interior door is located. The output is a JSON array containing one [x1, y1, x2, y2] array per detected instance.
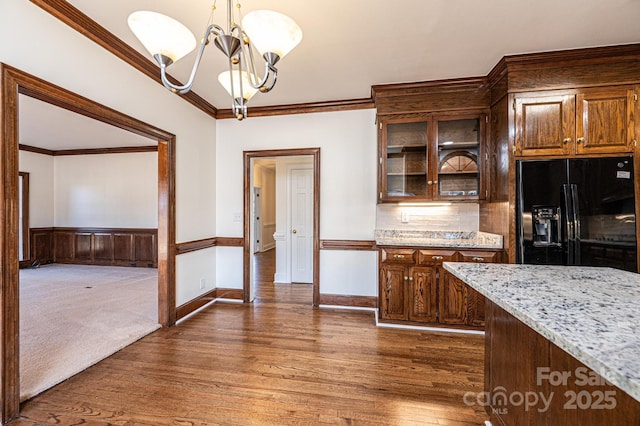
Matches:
[[290, 168, 313, 283]]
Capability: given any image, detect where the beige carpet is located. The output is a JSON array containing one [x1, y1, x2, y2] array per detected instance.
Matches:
[[19, 264, 159, 401]]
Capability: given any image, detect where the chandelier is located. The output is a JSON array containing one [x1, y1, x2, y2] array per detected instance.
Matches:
[[128, 0, 302, 120]]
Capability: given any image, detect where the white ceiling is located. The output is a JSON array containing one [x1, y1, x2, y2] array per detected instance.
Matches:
[[19, 0, 640, 150], [19, 94, 154, 151], [66, 0, 640, 108]]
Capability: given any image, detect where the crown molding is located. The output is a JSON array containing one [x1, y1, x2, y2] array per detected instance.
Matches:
[[29, 0, 218, 119], [216, 98, 375, 119], [19, 144, 158, 156]]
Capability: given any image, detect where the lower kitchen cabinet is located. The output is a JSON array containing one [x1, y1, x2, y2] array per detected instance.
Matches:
[[379, 246, 502, 329]]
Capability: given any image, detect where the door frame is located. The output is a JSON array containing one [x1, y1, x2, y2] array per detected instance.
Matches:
[[0, 63, 177, 422], [243, 148, 321, 306]]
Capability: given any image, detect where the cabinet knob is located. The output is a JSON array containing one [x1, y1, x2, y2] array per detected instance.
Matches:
[[563, 138, 572, 144], [432, 255, 444, 261], [472, 257, 485, 262], [404, 276, 409, 281], [427, 180, 433, 185], [409, 277, 414, 281], [394, 254, 405, 259], [577, 137, 585, 143]]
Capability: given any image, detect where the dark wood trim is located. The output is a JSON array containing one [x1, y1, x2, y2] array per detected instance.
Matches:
[[19, 144, 158, 156], [372, 76, 489, 100], [243, 148, 321, 306], [18, 144, 54, 156], [28, 0, 217, 119], [318, 294, 377, 308], [176, 289, 217, 320], [175, 237, 217, 255], [217, 98, 374, 119], [54, 146, 158, 156], [0, 63, 21, 423], [157, 138, 176, 327], [216, 237, 245, 247], [319, 240, 377, 251], [18, 172, 29, 264], [215, 288, 244, 300], [1, 63, 176, 421]]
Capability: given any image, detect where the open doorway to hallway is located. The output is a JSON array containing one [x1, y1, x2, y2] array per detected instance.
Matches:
[[244, 150, 320, 305]]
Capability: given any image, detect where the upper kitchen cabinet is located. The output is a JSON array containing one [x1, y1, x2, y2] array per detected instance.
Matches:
[[515, 85, 637, 157], [378, 113, 486, 202], [372, 78, 491, 203], [435, 115, 486, 200], [380, 116, 430, 199]]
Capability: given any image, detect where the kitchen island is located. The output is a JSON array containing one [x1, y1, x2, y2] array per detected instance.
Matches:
[[443, 262, 640, 425]]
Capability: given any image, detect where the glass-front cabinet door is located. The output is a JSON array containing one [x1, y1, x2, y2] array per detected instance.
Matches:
[[378, 113, 486, 203], [434, 115, 485, 201], [380, 118, 430, 201]]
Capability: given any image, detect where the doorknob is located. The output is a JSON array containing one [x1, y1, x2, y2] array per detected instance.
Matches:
[[292, 229, 297, 234]]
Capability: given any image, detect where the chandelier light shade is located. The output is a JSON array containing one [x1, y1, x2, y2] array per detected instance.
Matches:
[[218, 70, 259, 101], [241, 11, 303, 60], [127, 11, 196, 64], [127, 1, 302, 120]]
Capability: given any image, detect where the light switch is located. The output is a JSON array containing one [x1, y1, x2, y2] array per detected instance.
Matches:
[[233, 212, 242, 222], [401, 211, 409, 223]]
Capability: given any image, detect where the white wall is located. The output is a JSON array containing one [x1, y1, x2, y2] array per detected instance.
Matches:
[[216, 109, 379, 296], [18, 151, 54, 228], [53, 153, 157, 228], [2, 2, 217, 305]]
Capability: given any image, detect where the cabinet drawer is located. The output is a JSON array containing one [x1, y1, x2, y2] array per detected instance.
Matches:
[[458, 251, 499, 263], [417, 249, 458, 265], [381, 248, 416, 264]]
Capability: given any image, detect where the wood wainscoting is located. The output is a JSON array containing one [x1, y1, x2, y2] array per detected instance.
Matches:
[[29, 227, 157, 268]]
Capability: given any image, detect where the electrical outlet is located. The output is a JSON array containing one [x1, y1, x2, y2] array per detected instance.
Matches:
[[233, 212, 242, 222], [199, 278, 206, 290], [401, 211, 409, 223]]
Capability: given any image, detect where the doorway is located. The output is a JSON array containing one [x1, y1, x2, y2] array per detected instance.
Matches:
[[243, 149, 321, 306], [0, 64, 176, 421]]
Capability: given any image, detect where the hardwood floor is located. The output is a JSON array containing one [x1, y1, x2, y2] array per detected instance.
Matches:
[[14, 249, 487, 425]]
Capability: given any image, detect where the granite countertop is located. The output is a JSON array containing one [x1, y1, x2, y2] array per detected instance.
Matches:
[[442, 262, 640, 403], [375, 229, 503, 249]]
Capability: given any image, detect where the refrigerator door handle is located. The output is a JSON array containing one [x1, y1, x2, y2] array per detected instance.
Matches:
[[562, 184, 575, 265], [571, 184, 581, 265]]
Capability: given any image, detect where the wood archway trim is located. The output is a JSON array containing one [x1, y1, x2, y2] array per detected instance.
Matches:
[[243, 148, 321, 306], [0, 63, 176, 422]]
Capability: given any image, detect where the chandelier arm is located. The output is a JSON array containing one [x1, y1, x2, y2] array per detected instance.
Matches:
[[239, 40, 276, 90], [159, 24, 223, 94]]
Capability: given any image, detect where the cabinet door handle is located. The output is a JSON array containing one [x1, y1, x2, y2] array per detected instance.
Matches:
[[577, 137, 585, 143], [432, 255, 444, 261], [427, 180, 433, 185], [404, 276, 408, 281], [563, 138, 572, 144], [472, 257, 485, 262], [408, 277, 414, 281], [393, 254, 405, 259]]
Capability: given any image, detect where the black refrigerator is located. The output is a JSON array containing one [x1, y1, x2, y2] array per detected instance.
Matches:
[[516, 156, 637, 272]]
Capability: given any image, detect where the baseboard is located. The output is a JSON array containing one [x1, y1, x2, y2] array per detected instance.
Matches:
[[176, 287, 244, 320], [261, 242, 275, 251], [318, 294, 377, 308]]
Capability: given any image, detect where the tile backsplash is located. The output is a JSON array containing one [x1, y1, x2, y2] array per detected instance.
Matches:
[[376, 203, 479, 232]]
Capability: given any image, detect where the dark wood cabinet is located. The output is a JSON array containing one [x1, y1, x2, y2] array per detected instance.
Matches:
[[379, 246, 501, 328], [408, 266, 438, 322], [380, 263, 409, 320], [515, 86, 636, 157], [378, 112, 487, 202]]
